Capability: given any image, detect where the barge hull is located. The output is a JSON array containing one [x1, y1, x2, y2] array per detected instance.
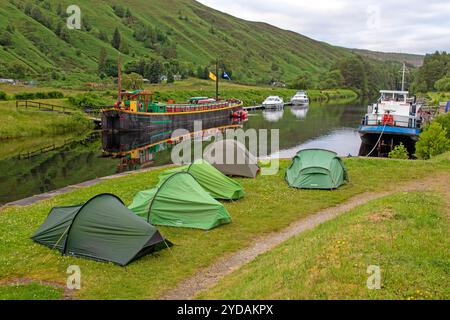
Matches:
[[102, 105, 243, 132]]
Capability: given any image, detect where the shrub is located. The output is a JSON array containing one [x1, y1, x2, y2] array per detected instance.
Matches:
[[434, 76, 450, 92], [434, 112, 450, 139], [415, 122, 450, 159], [14, 91, 64, 100], [0, 31, 12, 46], [0, 91, 8, 100], [14, 92, 35, 100], [388, 143, 409, 159], [68, 93, 110, 108]]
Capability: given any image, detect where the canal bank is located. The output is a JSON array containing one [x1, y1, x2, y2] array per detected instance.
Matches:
[[0, 154, 449, 299], [0, 100, 366, 205]]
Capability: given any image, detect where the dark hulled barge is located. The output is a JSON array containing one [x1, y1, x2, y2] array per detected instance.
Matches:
[[102, 90, 246, 132]]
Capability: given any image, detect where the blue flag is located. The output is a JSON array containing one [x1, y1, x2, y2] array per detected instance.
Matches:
[[222, 71, 231, 80]]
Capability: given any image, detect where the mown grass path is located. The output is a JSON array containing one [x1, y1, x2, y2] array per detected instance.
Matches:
[[162, 173, 448, 300]]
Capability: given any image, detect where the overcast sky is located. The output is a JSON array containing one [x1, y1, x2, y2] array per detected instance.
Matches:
[[197, 0, 450, 54]]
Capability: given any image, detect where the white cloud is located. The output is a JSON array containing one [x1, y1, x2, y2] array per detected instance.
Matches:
[[197, 0, 450, 54]]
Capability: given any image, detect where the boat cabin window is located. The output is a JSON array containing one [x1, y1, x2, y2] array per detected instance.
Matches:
[[381, 92, 406, 102]]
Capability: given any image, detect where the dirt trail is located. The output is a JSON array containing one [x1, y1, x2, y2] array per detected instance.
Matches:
[[161, 174, 448, 300]]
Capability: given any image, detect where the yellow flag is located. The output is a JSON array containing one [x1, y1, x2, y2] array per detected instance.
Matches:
[[209, 71, 217, 81]]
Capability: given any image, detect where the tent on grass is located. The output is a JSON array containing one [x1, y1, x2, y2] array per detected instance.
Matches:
[[204, 139, 259, 178], [31, 194, 169, 266], [129, 172, 231, 230], [158, 159, 245, 200], [285, 149, 348, 189]]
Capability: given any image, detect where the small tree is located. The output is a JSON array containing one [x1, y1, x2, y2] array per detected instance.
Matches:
[[415, 122, 450, 159], [98, 48, 108, 77], [111, 27, 122, 50], [434, 113, 450, 139], [388, 143, 409, 159], [0, 32, 12, 46], [167, 70, 175, 84], [122, 73, 144, 90]]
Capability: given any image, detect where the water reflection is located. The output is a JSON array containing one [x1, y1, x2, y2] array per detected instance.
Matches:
[[290, 105, 309, 120], [102, 118, 244, 172], [0, 101, 367, 204], [262, 107, 284, 122]]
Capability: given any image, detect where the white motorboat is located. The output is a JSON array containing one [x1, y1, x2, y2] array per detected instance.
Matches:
[[262, 96, 284, 109], [290, 91, 309, 105]]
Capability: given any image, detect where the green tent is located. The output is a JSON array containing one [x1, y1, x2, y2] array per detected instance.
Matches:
[[158, 159, 245, 200], [31, 194, 169, 266], [285, 149, 349, 189], [129, 172, 231, 230]]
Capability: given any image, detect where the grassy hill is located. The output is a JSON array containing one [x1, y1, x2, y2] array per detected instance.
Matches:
[[0, 0, 356, 84], [349, 48, 424, 67]]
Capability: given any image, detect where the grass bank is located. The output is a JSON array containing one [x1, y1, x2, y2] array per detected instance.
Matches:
[[199, 191, 450, 299], [0, 156, 449, 299], [145, 79, 358, 106], [0, 100, 93, 140]]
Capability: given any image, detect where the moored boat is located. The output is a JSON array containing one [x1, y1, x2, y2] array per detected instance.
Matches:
[[358, 89, 425, 155], [290, 91, 309, 106], [102, 90, 246, 132], [262, 96, 284, 109]]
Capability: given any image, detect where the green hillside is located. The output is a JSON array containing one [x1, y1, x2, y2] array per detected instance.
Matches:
[[0, 0, 355, 83], [349, 49, 424, 68]]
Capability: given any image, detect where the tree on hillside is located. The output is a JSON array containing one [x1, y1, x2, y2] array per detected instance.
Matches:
[[98, 48, 108, 77], [111, 27, 122, 50], [119, 41, 129, 54], [434, 77, 450, 92], [145, 59, 164, 83], [412, 51, 450, 93], [122, 73, 144, 90], [167, 70, 175, 84], [98, 30, 109, 42], [320, 69, 344, 89], [0, 31, 12, 46], [338, 56, 369, 96]]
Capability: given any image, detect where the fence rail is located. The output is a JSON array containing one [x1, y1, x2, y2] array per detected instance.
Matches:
[[15, 100, 102, 122], [15, 100, 78, 114]]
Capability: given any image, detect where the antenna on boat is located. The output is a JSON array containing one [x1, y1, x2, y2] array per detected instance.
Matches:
[[117, 54, 121, 103], [400, 62, 409, 91]]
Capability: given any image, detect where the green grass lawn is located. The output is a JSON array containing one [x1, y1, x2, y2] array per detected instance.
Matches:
[[0, 156, 449, 299], [199, 191, 450, 300], [0, 282, 63, 300], [0, 100, 92, 139]]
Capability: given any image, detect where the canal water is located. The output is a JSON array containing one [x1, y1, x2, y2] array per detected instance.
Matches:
[[0, 101, 366, 205]]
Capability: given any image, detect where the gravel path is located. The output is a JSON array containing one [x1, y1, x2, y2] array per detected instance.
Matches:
[[161, 175, 444, 300]]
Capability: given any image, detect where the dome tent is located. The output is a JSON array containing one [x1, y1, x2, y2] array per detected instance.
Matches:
[[158, 159, 245, 200], [204, 139, 259, 178], [285, 149, 348, 189], [31, 194, 169, 266], [129, 172, 231, 230]]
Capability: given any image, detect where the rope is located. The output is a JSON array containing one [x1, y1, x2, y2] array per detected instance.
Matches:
[[40, 225, 71, 264], [364, 123, 387, 157]]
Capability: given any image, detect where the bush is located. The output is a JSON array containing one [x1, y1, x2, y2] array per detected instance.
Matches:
[[415, 122, 450, 159], [0, 91, 8, 100], [434, 112, 450, 139], [388, 143, 409, 159], [0, 31, 12, 46], [434, 77, 450, 92], [68, 93, 110, 108], [13, 91, 64, 100]]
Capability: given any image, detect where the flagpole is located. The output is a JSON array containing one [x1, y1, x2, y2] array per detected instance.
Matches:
[[117, 54, 121, 103], [215, 59, 219, 101]]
